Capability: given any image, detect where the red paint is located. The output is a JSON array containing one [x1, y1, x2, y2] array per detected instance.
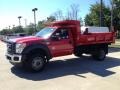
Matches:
[[13, 20, 115, 57]]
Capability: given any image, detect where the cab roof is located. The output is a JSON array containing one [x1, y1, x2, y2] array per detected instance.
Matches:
[[50, 20, 80, 26]]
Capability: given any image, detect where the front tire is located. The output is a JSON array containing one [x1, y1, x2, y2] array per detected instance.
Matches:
[[24, 54, 46, 72]]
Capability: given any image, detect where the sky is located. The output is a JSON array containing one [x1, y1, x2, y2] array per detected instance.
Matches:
[[0, 0, 110, 30]]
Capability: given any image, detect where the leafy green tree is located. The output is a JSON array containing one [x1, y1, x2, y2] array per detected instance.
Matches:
[[0, 29, 9, 35], [113, 0, 120, 23], [0, 29, 13, 35], [37, 16, 56, 31], [24, 23, 35, 35], [84, 2, 111, 27], [12, 26, 24, 33], [37, 20, 46, 31], [85, 14, 94, 26], [47, 16, 56, 22], [112, 0, 120, 37]]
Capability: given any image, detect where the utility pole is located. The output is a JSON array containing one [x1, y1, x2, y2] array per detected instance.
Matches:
[[111, 0, 114, 31], [32, 8, 38, 32], [9, 26, 10, 30], [100, 0, 103, 26], [18, 16, 22, 26], [24, 19, 27, 27]]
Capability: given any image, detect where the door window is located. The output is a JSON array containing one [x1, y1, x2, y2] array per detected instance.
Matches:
[[52, 29, 69, 40]]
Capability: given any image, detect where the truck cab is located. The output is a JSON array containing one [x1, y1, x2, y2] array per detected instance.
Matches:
[[6, 20, 115, 72]]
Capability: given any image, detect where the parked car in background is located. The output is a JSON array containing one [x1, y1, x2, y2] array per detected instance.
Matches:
[[2, 33, 28, 42]]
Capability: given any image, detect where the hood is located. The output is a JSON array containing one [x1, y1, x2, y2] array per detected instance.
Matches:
[[9, 36, 44, 43]]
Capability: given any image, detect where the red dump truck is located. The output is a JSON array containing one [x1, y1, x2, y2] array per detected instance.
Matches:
[[6, 20, 115, 72]]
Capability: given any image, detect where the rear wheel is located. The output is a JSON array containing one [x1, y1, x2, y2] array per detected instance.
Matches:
[[92, 50, 106, 61], [24, 54, 46, 72], [74, 52, 83, 57], [74, 48, 83, 57]]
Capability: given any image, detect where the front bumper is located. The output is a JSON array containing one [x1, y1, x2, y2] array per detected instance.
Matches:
[[6, 53, 22, 63]]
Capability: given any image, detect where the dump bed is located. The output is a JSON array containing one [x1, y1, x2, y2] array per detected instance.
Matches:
[[50, 20, 115, 46], [78, 33, 115, 45]]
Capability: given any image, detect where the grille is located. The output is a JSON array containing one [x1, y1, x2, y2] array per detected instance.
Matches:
[[7, 42, 15, 54]]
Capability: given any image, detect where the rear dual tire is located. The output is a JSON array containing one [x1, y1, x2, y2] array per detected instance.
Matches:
[[74, 53, 83, 57], [92, 50, 106, 61]]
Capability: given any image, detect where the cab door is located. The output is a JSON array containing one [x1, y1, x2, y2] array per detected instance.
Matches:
[[49, 28, 74, 57]]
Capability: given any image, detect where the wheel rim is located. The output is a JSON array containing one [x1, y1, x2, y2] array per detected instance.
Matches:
[[32, 57, 43, 71]]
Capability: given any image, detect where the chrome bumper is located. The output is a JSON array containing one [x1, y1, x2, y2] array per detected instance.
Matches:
[[6, 53, 22, 63]]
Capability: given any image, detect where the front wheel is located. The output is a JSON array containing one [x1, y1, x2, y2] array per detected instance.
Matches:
[[92, 50, 106, 61], [24, 54, 46, 72]]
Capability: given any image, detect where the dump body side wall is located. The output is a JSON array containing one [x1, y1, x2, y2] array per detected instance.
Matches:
[[76, 32, 115, 46]]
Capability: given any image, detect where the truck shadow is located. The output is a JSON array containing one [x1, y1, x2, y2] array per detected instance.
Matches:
[[11, 56, 120, 81]]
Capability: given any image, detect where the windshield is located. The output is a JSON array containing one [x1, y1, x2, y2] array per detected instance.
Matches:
[[35, 27, 56, 38]]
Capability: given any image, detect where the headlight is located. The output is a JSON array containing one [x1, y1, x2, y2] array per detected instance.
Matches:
[[16, 43, 26, 53]]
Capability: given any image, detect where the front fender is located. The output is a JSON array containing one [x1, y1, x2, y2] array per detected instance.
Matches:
[[22, 44, 52, 60]]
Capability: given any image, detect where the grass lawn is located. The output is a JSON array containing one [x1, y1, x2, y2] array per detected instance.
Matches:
[[116, 39, 120, 42], [109, 39, 120, 48]]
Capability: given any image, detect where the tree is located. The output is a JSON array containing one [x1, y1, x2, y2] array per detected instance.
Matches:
[[84, 2, 111, 27], [112, 0, 120, 33], [66, 4, 80, 20], [47, 16, 56, 22], [37, 16, 56, 31], [53, 10, 63, 20], [70, 4, 79, 20], [85, 14, 94, 26], [79, 17, 84, 26], [12, 26, 24, 33], [25, 23, 35, 35], [84, 0, 120, 38], [0, 29, 9, 35], [51, 4, 81, 21], [113, 0, 120, 38], [0, 28, 13, 35], [37, 20, 46, 31]]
